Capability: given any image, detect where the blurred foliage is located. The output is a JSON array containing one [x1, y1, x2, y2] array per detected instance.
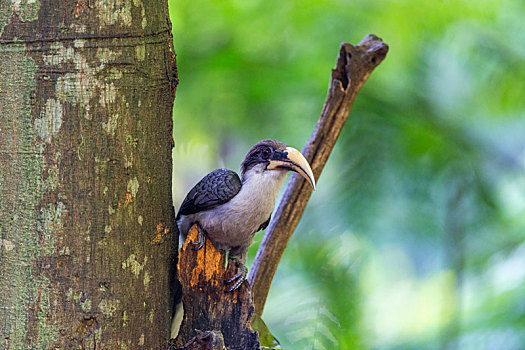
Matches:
[[168, 0, 525, 348]]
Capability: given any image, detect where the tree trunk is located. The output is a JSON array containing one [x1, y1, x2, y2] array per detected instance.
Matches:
[[0, 1, 177, 349]]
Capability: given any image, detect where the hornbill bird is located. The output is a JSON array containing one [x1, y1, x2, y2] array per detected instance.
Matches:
[[171, 139, 315, 338], [176, 139, 316, 292]]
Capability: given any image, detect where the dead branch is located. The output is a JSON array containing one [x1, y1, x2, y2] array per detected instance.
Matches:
[[248, 34, 389, 314]]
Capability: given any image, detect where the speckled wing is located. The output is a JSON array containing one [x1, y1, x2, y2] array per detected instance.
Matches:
[[176, 168, 242, 218]]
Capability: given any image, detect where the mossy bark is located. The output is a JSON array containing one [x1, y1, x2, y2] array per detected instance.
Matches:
[[0, 1, 177, 348]]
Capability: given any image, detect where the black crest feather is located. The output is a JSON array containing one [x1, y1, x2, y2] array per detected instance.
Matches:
[[240, 139, 286, 177]]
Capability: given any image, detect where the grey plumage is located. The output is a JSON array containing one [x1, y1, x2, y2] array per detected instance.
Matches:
[[177, 168, 242, 245], [177, 162, 286, 261], [176, 139, 315, 277]]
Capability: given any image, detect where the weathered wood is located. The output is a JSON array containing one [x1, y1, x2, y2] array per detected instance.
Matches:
[[175, 225, 260, 350], [169, 330, 226, 350], [248, 34, 389, 314], [0, 1, 177, 348]]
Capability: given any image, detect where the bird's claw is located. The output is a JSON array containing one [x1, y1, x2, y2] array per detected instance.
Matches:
[[189, 226, 205, 250], [225, 259, 247, 292]]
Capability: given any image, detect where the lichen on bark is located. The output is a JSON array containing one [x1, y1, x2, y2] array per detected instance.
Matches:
[[0, 51, 59, 349]]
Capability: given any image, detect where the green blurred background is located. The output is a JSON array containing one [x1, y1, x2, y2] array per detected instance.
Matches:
[[168, 0, 525, 348]]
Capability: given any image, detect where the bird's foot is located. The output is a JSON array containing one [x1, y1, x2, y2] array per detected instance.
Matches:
[[225, 258, 248, 292], [189, 224, 206, 250]]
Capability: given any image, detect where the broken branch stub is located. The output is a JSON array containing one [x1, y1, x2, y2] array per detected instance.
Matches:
[[175, 225, 260, 350], [248, 34, 389, 315]]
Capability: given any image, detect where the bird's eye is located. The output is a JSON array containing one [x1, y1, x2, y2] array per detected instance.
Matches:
[[261, 147, 272, 159]]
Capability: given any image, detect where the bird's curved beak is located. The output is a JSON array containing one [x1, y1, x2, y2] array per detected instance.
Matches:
[[268, 147, 316, 190]]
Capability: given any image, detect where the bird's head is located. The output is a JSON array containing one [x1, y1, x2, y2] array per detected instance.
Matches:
[[241, 139, 316, 190]]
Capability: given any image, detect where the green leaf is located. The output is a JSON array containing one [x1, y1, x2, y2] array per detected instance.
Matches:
[[252, 314, 282, 350]]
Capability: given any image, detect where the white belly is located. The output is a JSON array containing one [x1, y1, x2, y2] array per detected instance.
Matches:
[[179, 168, 287, 250]]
